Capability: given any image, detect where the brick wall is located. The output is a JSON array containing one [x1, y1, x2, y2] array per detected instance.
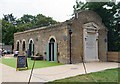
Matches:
[[14, 10, 108, 64]]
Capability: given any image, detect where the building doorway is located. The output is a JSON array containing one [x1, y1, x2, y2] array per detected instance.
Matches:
[[49, 38, 55, 61], [83, 22, 99, 62], [28, 39, 34, 57], [84, 32, 98, 62], [16, 41, 19, 51], [22, 41, 26, 51], [46, 38, 57, 62]]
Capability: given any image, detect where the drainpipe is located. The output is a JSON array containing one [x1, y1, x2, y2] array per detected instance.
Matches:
[[68, 24, 72, 64]]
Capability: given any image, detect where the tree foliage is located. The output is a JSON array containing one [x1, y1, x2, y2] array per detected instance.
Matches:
[[73, 1, 120, 51], [2, 13, 58, 46], [2, 19, 16, 45]]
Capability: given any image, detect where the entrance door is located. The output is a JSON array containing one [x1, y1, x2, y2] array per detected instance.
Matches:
[[28, 40, 34, 57], [46, 38, 57, 62], [49, 42, 54, 61], [84, 32, 98, 62], [16, 42, 19, 51]]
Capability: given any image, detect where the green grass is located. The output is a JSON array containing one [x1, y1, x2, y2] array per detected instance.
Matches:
[[1, 58, 63, 70], [47, 68, 119, 84]]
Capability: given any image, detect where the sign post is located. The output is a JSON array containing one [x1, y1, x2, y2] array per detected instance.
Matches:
[[28, 57, 36, 84], [16, 56, 28, 71]]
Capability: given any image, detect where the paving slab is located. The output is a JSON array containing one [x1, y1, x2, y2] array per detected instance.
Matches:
[[0, 61, 119, 83]]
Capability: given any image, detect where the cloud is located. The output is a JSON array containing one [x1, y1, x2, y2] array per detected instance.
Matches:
[[1, 0, 119, 21], [0, 0, 76, 22]]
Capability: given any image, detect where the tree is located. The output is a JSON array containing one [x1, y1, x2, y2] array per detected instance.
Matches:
[[2, 20, 16, 45], [16, 14, 58, 30], [35, 14, 57, 27], [3, 13, 17, 25], [2, 13, 58, 46], [73, 1, 120, 51]]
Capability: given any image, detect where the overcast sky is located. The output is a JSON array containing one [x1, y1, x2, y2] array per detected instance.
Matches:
[[0, 0, 119, 22]]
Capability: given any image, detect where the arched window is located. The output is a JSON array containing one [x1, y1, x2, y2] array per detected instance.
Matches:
[[22, 41, 25, 51], [49, 38, 55, 61], [28, 39, 34, 57], [16, 41, 19, 51], [46, 37, 58, 62]]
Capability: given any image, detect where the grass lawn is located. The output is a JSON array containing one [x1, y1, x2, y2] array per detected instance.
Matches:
[[48, 68, 119, 84], [1, 58, 63, 70]]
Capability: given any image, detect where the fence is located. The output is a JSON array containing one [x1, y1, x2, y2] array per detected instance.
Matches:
[[107, 52, 120, 62]]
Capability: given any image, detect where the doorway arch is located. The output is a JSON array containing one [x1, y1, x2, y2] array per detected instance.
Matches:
[[83, 22, 99, 62], [28, 39, 34, 57], [16, 40, 20, 51], [22, 39, 26, 51], [49, 38, 55, 61], [46, 37, 57, 62]]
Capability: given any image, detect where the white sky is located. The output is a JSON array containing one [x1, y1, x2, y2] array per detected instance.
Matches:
[[0, 0, 119, 22]]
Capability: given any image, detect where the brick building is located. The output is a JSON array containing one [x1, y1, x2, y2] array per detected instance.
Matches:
[[14, 10, 108, 64]]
